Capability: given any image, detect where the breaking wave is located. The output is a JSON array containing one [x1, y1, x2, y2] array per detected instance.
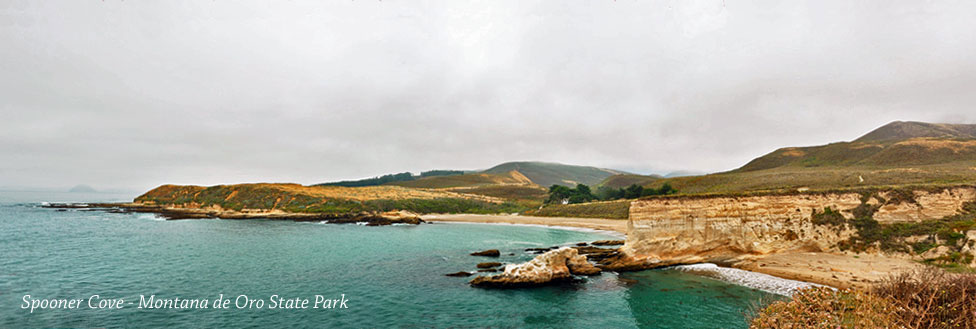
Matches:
[[673, 263, 828, 296]]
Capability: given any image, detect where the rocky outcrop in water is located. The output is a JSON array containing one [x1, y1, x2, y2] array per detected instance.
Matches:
[[470, 247, 601, 288], [591, 240, 624, 246], [470, 249, 500, 257]]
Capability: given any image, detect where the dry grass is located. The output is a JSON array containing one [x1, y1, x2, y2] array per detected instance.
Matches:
[[750, 287, 899, 329], [445, 184, 548, 201], [657, 162, 976, 195], [141, 183, 499, 202], [751, 269, 976, 329], [873, 268, 976, 329], [524, 200, 630, 219]]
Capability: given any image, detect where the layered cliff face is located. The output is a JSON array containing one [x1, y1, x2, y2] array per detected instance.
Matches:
[[617, 187, 976, 269], [873, 187, 976, 223]]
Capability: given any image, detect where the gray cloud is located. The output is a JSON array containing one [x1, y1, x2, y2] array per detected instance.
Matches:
[[2, 1, 975, 193]]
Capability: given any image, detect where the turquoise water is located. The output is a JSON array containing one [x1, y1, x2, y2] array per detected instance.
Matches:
[[0, 193, 777, 328]]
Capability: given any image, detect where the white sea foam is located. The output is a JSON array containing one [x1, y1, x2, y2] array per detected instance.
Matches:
[[673, 263, 829, 296], [136, 213, 165, 221]]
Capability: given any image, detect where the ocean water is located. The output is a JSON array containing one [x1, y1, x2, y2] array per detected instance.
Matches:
[[0, 193, 785, 328]]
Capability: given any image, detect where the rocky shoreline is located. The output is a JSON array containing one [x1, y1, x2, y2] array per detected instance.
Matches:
[[42, 202, 424, 226]]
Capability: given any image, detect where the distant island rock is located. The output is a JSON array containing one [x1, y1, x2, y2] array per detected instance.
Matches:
[[68, 185, 96, 193]]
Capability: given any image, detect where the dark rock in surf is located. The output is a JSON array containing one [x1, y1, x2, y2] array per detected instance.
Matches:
[[470, 249, 500, 257]]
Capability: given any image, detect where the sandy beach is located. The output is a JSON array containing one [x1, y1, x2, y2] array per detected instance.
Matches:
[[735, 252, 926, 290], [422, 214, 628, 235]]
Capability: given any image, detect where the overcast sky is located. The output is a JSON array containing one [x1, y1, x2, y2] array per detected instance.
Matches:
[[2, 1, 976, 192]]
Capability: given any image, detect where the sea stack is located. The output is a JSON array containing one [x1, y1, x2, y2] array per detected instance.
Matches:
[[470, 247, 601, 288]]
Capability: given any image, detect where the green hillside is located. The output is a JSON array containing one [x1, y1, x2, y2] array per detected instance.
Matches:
[[315, 170, 465, 187], [388, 171, 530, 189], [482, 161, 626, 187], [598, 174, 661, 189], [647, 121, 976, 194]]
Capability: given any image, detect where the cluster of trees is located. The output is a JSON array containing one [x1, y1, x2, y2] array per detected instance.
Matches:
[[596, 183, 676, 200], [419, 170, 465, 177], [546, 184, 598, 204], [546, 183, 677, 204], [318, 170, 465, 187]]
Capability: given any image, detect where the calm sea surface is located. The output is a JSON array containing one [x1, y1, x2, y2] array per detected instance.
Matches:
[[0, 192, 779, 328]]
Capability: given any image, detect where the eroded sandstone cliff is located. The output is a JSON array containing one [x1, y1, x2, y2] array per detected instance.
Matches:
[[613, 187, 976, 270]]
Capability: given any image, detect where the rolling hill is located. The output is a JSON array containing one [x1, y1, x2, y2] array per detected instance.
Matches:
[[597, 174, 662, 189], [854, 121, 976, 142], [737, 121, 976, 172], [646, 121, 976, 194], [135, 183, 523, 215], [389, 170, 532, 189], [312, 161, 626, 206], [320, 161, 627, 189], [481, 161, 626, 187]]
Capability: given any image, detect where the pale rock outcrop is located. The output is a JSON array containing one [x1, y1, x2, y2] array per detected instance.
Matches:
[[470, 247, 600, 287], [614, 188, 976, 270], [921, 245, 952, 260], [874, 188, 976, 223], [962, 231, 976, 267], [617, 193, 863, 268]]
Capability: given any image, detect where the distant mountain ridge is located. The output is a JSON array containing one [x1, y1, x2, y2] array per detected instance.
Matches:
[[68, 185, 96, 193]]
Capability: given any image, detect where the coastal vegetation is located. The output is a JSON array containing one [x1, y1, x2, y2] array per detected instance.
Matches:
[[544, 184, 597, 204], [751, 269, 976, 329], [364, 198, 524, 215], [524, 200, 630, 219], [808, 190, 976, 269], [545, 183, 677, 205], [525, 183, 676, 220], [442, 185, 547, 209], [389, 171, 531, 189], [135, 183, 526, 215], [595, 183, 676, 200]]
